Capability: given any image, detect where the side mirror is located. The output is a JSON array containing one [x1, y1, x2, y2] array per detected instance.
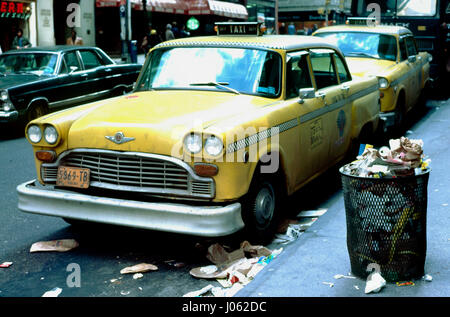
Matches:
[[298, 87, 316, 104], [408, 55, 416, 63], [69, 66, 78, 74]]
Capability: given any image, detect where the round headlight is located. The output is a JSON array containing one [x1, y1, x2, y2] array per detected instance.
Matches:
[[184, 133, 202, 154], [378, 77, 389, 89], [0, 90, 8, 101], [3, 102, 13, 112], [44, 125, 58, 144], [204, 135, 223, 156], [27, 125, 42, 143]]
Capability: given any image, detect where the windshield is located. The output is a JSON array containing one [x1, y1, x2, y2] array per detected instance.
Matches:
[[136, 47, 281, 97], [316, 32, 398, 61], [355, 0, 437, 17], [0, 52, 58, 75]]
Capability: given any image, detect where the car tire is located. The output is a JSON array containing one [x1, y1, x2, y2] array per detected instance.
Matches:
[[241, 171, 283, 244]]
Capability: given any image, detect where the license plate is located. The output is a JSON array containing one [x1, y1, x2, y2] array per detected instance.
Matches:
[[56, 166, 90, 189]]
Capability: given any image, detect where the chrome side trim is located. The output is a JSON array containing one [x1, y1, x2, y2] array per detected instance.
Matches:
[[17, 180, 243, 237]]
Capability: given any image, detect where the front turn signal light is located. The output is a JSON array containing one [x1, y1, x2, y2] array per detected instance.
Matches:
[[194, 163, 218, 177], [36, 150, 56, 163]]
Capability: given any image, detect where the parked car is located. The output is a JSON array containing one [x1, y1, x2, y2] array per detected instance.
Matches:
[[17, 23, 380, 243], [313, 18, 433, 133], [0, 46, 142, 125]]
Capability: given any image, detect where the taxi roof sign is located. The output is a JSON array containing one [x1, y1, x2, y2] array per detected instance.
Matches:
[[215, 22, 263, 36]]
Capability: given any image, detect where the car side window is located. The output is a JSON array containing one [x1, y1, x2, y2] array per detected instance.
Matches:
[[310, 50, 338, 90], [399, 38, 408, 61], [79, 50, 103, 70], [286, 52, 313, 99], [333, 53, 351, 83], [405, 37, 417, 56], [63, 51, 81, 72]]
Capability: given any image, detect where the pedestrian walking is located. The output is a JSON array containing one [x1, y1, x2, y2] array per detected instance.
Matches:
[[165, 24, 175, 41], [66, 29, 83, 45], [12, 29, 31, 49]]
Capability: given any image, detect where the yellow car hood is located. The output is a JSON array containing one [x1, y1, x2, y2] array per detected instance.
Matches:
[[345, 57, 396, 78], [67, 90, 275, 155]]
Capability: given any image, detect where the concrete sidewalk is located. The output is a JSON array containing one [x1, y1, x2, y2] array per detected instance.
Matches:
[[237, 98, 450, 297]]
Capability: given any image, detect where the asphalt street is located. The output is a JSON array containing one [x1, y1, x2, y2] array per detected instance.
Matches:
[[0, 94, 448, 302]]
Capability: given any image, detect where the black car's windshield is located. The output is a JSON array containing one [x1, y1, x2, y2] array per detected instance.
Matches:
[[136, 47, 281, 97], [316, 32, 398, 61], [0, 52, 58, 75]]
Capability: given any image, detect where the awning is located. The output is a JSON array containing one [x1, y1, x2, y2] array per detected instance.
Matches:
[[95, 0, 247, 19], [207, 0, 247, 19]]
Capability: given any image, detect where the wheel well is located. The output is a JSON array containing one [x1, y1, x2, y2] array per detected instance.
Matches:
[[250, 151, 288, 196], [396, 89, 406, 111], [27, 98, 49, 112]]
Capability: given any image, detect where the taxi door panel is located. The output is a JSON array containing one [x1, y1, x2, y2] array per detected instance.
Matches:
[[284, 51, 328, 186]]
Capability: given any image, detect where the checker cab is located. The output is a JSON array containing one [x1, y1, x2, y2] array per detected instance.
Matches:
[[314, 18, 432, 132], [18, 23, 380, 243]]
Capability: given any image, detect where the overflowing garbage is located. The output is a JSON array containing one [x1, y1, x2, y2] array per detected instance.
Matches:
[[341, 136, 431, 284], [341, 137, 430, 178], [186, 241, 283, 297]]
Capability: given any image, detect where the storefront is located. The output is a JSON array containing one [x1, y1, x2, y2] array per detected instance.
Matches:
[[95, 0, 248, 55], [0, 0, 34, 52]]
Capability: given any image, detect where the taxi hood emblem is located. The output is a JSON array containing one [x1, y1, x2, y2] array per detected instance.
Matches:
[[105, 132, 135, 144]]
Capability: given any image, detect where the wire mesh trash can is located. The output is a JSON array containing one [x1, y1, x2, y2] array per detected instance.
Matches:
[[340, 167, 430, 282]]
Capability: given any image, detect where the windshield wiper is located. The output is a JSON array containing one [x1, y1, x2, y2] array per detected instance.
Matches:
[[346, 52, 378, 59], [189, 82, 240, 95]]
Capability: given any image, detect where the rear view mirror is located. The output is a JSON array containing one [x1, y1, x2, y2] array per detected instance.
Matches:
[[298, 88, 316, 104], [69, 66, 78, 74]]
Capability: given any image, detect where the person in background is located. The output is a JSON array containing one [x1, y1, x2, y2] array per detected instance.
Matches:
[[66, 29, 83, 45], [165, 24, 175, 41], [171, 21, 180, 38], [12, 29, 31, 49], [179, 25, 190, 38], [288, 23, 296, 35]]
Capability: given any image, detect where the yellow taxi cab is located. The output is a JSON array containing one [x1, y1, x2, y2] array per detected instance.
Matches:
[[313, 18, 433, 133], [17, 22, 380, 243]]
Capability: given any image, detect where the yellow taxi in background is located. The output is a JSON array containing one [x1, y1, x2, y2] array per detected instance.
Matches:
[[314, 18, 433, 133], [18, 22, 380, 243]]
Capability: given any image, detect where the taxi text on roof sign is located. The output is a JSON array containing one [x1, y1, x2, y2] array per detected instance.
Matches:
[[215, 22, 263, 36]]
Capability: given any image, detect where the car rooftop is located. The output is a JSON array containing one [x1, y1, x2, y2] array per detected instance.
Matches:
[[2, 45, 99, 54], [155, 35, 341, 51], [314, 24, 412, 36]]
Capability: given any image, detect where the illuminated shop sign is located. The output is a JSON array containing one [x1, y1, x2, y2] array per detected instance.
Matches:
[[0, 1, 32, 19]]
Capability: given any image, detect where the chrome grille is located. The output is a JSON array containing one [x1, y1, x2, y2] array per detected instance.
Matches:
[[41, 149, 214, 199]]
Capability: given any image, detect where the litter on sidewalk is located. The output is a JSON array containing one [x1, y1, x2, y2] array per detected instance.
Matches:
[[364, 272, 386, 294], [120, 263, 158, 274], [30, 239, 79, 252]]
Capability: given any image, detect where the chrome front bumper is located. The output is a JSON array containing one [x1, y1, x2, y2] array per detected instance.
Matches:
[[0, 110, 19, 122], [17, 180, 244, 237]]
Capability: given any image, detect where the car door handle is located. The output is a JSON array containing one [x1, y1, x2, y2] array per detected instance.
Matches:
[[341, 85, 350, 92], [80, 73, 88, 77], [316, 92, 326, 99], [104, 68, 112, 72]]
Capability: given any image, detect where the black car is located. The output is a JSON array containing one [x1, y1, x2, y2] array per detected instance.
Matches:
[[0, 46, 142, 124]]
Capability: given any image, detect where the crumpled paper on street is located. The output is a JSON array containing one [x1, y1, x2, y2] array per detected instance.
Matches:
[[189, 241, 282, 297], [30, 239, 79, 253], [342, 137, 430, 177], [120, 263, 158, 274]]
